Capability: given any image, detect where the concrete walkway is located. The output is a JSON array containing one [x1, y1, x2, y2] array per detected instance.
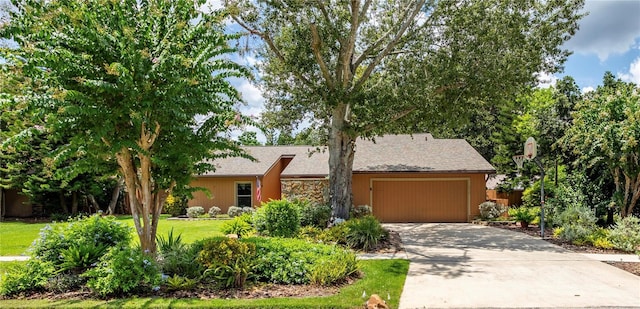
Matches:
[[384, 223, 640, 309]]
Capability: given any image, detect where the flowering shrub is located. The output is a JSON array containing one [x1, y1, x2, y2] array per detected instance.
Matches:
[[208, 206, 222, 218], [29, 214, 131, 266], [84, 247, 161, 297], [186, 206, 205, 218], [163, 194, 186, 217], [227, 206, 243, 218], [254, 199, 300, 237], [478, 201, 507, 220]]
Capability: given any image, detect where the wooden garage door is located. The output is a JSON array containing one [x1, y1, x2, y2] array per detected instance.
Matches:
[[372, 179, 468, 223]]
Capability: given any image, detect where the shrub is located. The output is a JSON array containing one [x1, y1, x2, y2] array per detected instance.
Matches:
[[220, 216, 254, 238], [344, 216, 386, 251], [156, 228, 185, 254], [0, 259, 54, 296], [556, 204, 597, 243], [308, 250, 359, 286], [59, 243, 109, 273], [208, 206, 222, 218], [299, 202, 332, 228], [254, 199, 300, 238], [159, 241, 205, 279], [186, 206, 205, 218], [84, 247, 161, 297], [198, 237, 256, 288], [243, 237, 358, 285], [227, 206, 243, 218], [165, 275, 197, 291], [242, 207, 255, 215], [298, 226, 324, 241], [478, 201, 507, 220], [350, 205, 372, 218], [29, 214, 131, 266], [586, 228, 613, 249], [318, 223, 349, 245], [508, 206, 538, 225], [608, 216, 640, 252], [163, 194, 186, 217], [45, 273, 85, 293]]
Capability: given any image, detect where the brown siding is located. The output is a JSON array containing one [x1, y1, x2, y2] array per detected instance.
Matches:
[[188, 177, 255, 214], [2, 189, 32, 217], [261, 158, 289, 203], [352, 173, 487, 222]]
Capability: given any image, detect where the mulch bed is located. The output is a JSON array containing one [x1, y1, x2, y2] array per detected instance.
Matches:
[[494, 224, 640, 277]]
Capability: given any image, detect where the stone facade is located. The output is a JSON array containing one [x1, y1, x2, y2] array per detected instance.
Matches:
[[281, 178, 329, 205]]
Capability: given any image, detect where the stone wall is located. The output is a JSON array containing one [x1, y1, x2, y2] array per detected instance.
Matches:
[[281, 178, 329, 205]]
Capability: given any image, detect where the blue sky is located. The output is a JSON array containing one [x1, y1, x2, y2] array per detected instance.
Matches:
[[552, 0, 640, 91]]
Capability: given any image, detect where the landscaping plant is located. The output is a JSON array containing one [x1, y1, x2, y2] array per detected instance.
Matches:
[[508, 206, 538, 227], [555, 204, 597, 244], [344, 216, 387, 251], [227, 206, 243, 218], [350, 205, 373, 219], [186, 206, 205, 218], [208, 206, 222, 218], [608, 215, 640, 252], [254, 199, 300, 237], [198, 237, 257, 288], [478, 201, 507, 220], [220, 215, 255, 238], [298, 202, 332, 228]]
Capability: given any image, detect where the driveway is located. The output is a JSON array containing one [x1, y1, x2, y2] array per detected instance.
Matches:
[[385, 223, 640, 309]]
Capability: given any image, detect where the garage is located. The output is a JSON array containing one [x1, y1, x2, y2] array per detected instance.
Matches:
[[371, 178, 469, 223]]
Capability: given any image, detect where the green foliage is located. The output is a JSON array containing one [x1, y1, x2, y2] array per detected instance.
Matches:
[[298, 202, 332, 228], [508, 206, 538, 224], [0, 259, 54, 296], [208, 206, 222, 218], [556, 204, 597, 243], [58, 243, 109, 273], [608, 216, 640, 252], [585, 228, 613, 249], [318, 223, 349, 245], [243, 237, 359, 285], [344, 216, 386, 251], [198, 237, 257, 288], [254, 199, 300, 237], [84, 247, 161, 297], [220, 216, 255, 238], [156, 228, 185, 254], [350, 205, 373, 219], [165, 275, 197, 291], [158, 241, 205, 279], [186, 206, 205, 218], [44, 273, 85, 293], [29, 214, 131, 266], [478, 201, 507, 220], [308, 250, 360, 286], [297, 226, 324, 241], [565, 73, 640, 217], [227, 206, 244, 218]]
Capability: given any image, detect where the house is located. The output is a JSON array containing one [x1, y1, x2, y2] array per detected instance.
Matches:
[[188, 133, 496, 223]]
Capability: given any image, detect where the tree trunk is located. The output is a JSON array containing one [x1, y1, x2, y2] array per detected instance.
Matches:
[[107, 177, 124, 215], [87, 194, 100, 213], [328, 104, 356, 220], [59, 191, 69, 214], [71, 191, 78, 215]]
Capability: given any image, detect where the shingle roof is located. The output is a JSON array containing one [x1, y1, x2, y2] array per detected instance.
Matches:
[[198, 133, 495, 177]]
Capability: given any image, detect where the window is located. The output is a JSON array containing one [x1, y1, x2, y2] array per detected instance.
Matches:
[[236, 182, 252, 207]]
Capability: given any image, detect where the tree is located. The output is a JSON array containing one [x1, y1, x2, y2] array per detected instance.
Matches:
[[565, 72, 640, 217], [227, 0, 584, 218], [1, 0, 248, 253]]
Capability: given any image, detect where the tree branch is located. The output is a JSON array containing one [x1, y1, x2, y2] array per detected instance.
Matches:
[[310, 23, 334, 90]]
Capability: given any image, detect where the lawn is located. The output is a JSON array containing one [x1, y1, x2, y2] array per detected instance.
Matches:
[[0, 215, 227, 256], [0, 259, 409, 308]]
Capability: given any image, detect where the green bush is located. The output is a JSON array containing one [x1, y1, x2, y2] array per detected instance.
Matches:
[[556, 204, 597, 243], [309, 250, 359, 286], [0, 259, 55, 296], [159, 241, 205, 279], [220, 216, 255, 238], [208, 206, 222, 218], [163, 194, 186, 217], [198, 237, 256, 288], [254, 199, 300, 238], [318, 223, 349, 245], [227, 206, 243, 218], [242, 207, 255, 215], [243, 237, 358, 285], [45, 273, 85, 293], [29, 214, 131, 266], [186, 206, 205, 218], [298, 226, 324, 241], [508, 206, 538, 225], [165, 275, 197, 291], [298, 202, 332, 228], [84, 247, 161, 297], [344, 216, 386, 251], [350, 205, 372, 218], [156, 228, 185, 254], [586, 228, 614, 249], [478, 201, 507, 220], [608, 216, 640, 252], [59, 243, 109, 273]]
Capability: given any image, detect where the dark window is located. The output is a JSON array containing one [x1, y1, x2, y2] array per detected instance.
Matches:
[[236, 183, 252, 207]]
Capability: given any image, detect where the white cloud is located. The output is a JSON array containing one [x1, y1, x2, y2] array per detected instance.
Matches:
[[565, 1, 640, 61], [536, 71, 558, 88], [581, 86, 595, 93], [618, 56, 640, 85]]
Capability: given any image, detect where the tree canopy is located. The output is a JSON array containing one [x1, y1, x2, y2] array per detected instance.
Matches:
[[227, 0, 585, 218], [1, 0, 248, 253]]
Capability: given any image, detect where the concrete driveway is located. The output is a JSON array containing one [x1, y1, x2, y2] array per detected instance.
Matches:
[[385, 223, 640, 309]]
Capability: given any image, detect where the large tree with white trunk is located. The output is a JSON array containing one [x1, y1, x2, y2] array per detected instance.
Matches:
[[225, 0, 584, 219], [1, 0, 248, 253]]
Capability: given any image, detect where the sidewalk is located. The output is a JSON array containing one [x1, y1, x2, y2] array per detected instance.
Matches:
[[0, 256, 29, 262]]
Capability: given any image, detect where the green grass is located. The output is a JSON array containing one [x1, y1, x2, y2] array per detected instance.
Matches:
[[0, 215, 227, 256], [0, 259, 409, 308]]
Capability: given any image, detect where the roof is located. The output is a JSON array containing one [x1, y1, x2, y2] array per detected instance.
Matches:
[[198, 133, 495, 177]]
